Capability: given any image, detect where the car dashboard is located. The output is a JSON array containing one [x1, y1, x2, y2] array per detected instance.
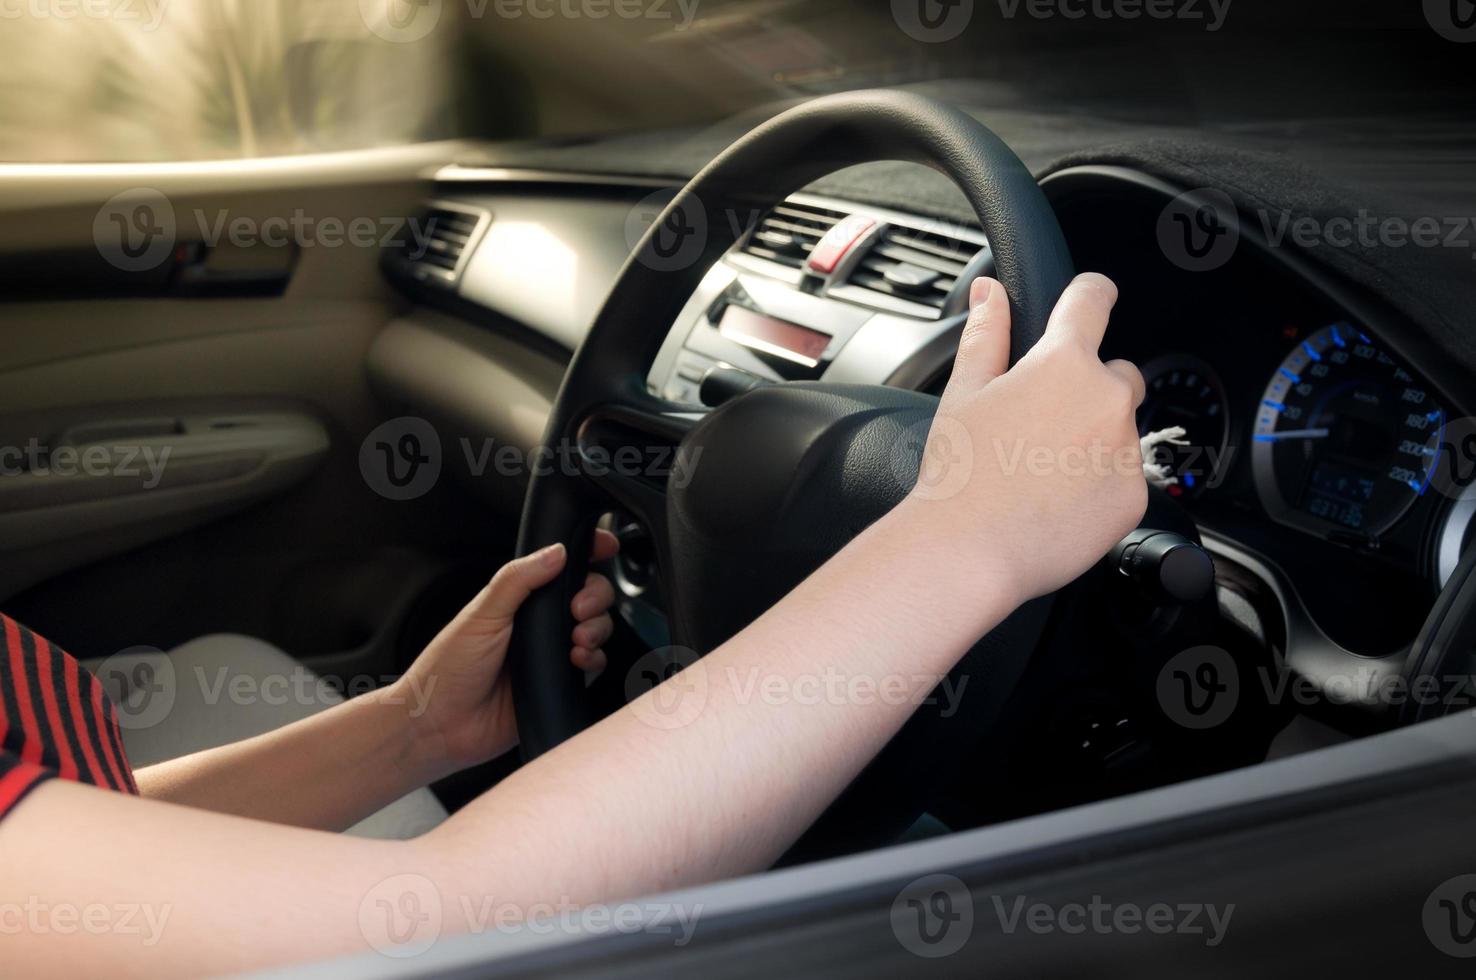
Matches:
[[376, 162, 1475, 731]]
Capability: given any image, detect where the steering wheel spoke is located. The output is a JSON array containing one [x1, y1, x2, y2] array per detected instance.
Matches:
[[574, 394, 699, 536]]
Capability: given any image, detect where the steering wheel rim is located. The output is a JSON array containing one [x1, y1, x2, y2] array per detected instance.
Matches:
[[511, 89, 1076, 760]]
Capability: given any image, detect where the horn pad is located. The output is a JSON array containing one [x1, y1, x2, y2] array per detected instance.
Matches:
[[664, 382, 940, 654]]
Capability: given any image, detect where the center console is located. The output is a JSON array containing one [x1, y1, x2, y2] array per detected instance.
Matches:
[[648, 193, 993, 404]]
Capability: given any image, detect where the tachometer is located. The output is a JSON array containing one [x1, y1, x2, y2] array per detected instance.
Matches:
[[1252, 323, 1444, 540], [1137, 355, 1231, 498]]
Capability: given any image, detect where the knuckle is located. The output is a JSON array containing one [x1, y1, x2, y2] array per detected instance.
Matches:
[[489, 563, 522, 591], [1113, 359, 1145, 391], [964, 299, 993, 332], [955, 309, 992, 360], [1071, 271, 1119, 304], [1041, 335, 1085, 367], [1103, 372, 1136, 411]]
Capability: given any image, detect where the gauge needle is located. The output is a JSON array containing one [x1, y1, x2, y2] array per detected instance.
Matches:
[[1256, 428, 1331, 442]]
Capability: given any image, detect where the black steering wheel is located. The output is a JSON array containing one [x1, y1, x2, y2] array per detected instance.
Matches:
[[509, 90, 1075, 850]]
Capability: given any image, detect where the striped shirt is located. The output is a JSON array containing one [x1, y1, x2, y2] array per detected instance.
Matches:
[[0, 613, 136, 820]]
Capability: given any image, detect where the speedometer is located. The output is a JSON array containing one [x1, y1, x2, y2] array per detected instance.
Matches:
[[1252, 323, 1444, 540]]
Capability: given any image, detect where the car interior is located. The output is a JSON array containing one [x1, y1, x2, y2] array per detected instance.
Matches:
[[2, 0, 1476, 957]]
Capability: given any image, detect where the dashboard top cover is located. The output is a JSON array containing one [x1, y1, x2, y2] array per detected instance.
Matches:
[[444, 75, 1476, 389]]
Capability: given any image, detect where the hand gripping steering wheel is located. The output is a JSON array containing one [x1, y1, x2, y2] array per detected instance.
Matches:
[[508, 90, 1075, 852]]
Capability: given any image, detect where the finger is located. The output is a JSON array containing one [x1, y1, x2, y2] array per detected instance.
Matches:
[[1043, 272, 1119, 353], [571, 573, 617, 620], [1105, 359, 1146, 408], [468, 543, 567, 623], [573, 614, 615, 652], [590, 528, 621, 562], [945, 277, 1012, 394], [571, 646, 608, 673]]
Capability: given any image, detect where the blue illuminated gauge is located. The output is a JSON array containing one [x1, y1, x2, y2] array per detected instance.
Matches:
[[1252, 323, 1445, 540]]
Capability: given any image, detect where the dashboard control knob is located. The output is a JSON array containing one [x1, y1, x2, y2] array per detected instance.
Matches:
[[883, 263, 941, 292], [1109, 529, 1215, 604]]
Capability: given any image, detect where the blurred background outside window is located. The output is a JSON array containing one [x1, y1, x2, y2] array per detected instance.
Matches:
[[0, 0, 1470, 165], [0, 0, 455, 162]]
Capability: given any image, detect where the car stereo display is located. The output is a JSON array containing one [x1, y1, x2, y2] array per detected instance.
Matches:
[[717, 305, 832, 369]]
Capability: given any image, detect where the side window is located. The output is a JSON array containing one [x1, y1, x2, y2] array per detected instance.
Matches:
[[0, 0, 453, 163]]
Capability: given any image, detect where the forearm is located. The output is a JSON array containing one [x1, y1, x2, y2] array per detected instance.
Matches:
[[0, 500, 1008, 977], [134, 684, 445, 831], [0, 274, 1144, 978], [420, 495, 1016, 903]]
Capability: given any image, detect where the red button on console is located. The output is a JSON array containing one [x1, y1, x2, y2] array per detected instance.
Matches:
[[806, 215, 877, 275]]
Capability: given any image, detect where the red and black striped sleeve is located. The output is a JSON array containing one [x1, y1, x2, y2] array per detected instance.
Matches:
[[0, 613, 137, 821]]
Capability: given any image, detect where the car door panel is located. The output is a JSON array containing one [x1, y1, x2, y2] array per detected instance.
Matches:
[[0, 401, 329, 600], [0, 145, 508, 675]]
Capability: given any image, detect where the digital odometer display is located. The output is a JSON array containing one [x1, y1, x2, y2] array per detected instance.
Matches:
[[1252, 323, 1444, 539]]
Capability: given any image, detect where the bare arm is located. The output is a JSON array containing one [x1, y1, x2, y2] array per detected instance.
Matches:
[[131, 533, 622, 831], [421, 274, 1149, 901], [0, 276, 1146, 978], [130, 686, 444, 832]]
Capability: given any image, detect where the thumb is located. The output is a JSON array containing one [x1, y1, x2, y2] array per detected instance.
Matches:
[[468, 543, 568, 624], [945, 277, 1012, 395]]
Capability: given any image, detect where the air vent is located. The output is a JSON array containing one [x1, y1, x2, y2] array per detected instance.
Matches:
[[397, 203, 488, 285], [740, 201, 851, 269], [845, 225, 982, 311]]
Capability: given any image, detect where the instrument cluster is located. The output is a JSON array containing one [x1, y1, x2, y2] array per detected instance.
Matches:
[[1137, 324, 1451, 550], [1055, 186, 1473, 658]]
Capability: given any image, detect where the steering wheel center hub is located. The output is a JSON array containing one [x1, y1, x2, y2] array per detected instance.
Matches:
[[664, 382, 940, 654]]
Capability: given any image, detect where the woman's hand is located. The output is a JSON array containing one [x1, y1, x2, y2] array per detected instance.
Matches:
[[907, 273, 1147, 608], [394, 531, 621, 776]]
